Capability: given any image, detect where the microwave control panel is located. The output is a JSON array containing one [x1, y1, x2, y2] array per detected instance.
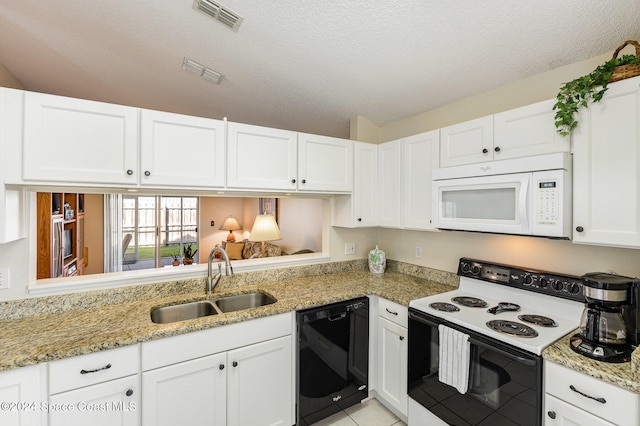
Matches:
[[531, 169, 570, 238]]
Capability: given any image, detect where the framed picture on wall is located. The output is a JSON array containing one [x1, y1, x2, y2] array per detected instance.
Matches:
[[259, 198, 278, 222]]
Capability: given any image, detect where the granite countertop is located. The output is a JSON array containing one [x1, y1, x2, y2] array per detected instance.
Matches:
[[0, 267, 454, 372], [543, 334, 640, 394], [1, 259, 639, 396]]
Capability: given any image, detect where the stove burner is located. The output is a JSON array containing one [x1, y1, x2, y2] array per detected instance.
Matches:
[[518, 314, 558, 327], [486, 320, 539, 338], [452, 296, 488, 308], [429, 302, 460, 312]]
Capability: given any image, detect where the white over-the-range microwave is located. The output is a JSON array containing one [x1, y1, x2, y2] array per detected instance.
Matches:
[[431, 152, 572, 238]]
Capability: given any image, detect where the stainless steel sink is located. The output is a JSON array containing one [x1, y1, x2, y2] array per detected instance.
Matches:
[[150, 292, 277, 324], [214, 292, 277, 313], [150, 300, 218, 324]]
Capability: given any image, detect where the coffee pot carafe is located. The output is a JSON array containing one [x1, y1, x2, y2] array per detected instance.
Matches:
[[570, 272, 639, 363]]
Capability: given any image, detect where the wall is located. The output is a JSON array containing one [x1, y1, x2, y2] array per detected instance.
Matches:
[[348, 47, 640, 277], [0, 63, 25, 89]]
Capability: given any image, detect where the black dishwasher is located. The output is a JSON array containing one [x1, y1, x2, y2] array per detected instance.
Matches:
[[296, 297, 369, 425]]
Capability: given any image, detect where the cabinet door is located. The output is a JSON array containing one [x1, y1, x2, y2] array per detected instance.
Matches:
[[544, 394, 615, 426], [140, 110, 225, 188], [0, 365, 45, 426], [439, 115, 493, 167], [353, 142, 378, 226], [378, 140, 402, 228], [0, 89, 26, 243], [23, 92, 138, 185], [572, 76, 640, 248], [227, 122, 297, 190], [142, 352, 226, 426], [227, 336, 293, 426], [333, 142, 377, 227], [403, 130, 439, 230], [298, 133, 353, 192], [494, 99, 569, 161], [376, 317, 408, 417], [49, 375, 139, 426]]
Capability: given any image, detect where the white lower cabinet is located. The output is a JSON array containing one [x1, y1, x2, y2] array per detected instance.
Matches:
[[49, 375, 139, 426], [226, 336, 292, 426], [47, 345, 141, 426], [141, 313, 294, 426], [374, 298, 408, 420], [142, 352, 227, 426], [0, 364, 46, 426], [544, 361, 639, 426]]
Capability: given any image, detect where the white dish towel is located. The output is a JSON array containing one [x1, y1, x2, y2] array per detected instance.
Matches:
[[438, 324, 471, 394]]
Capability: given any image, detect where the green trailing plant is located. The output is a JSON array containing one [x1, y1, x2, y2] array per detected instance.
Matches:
[[554, 54, 640, 136]]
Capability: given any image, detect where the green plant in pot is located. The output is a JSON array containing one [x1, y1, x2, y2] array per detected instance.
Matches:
[[171, 251, 180, 267], [182, 244, 198, 265], [554, 40, 640, 136]]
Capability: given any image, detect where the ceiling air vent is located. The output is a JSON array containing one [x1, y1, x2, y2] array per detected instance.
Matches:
[[194, 0, 244, 31]]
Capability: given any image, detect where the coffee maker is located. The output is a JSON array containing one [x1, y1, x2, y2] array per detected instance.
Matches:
[[570, 272, 640, 363]]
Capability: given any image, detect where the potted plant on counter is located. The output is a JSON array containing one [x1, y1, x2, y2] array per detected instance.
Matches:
[[171, 251, 180, 267], [182, 244, 197, 265]]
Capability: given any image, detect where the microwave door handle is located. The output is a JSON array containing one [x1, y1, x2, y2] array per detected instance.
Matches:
[[519, 176, 530, 231]]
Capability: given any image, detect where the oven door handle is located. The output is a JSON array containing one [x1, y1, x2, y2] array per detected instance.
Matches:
[[409, 311, 538, 367], [467, 337, 537, 366]]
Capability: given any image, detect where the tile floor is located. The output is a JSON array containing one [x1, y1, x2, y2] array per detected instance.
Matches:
[[311, 398, 406, 426]]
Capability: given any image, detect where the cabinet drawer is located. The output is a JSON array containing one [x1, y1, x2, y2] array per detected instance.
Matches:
[[544, 361, 639, 426], [49, 344, 140, 394], [378, 298, 408, 328]]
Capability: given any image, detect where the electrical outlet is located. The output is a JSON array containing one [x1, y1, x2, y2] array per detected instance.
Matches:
[[0, 268, 10, 289], [415, 245, 423, 259], [344, 242, 356, 255]]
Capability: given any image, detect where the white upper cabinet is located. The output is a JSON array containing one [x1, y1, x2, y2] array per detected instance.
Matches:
[[402, 130, 439, 230], [332, 141, 377, 227], [572, 76, 640, 248], [140, 110, 225, 188], [227, 122, 353, 193], [0, 88, 26, 243], [439, 116, 493, 167], [23, 92, 139, 185], [493, 99, 569, 160], [378, 140, 403, 228], [226, 122, 298, 191], [440, 100, 568, 168], [298, 133, 353, 192]]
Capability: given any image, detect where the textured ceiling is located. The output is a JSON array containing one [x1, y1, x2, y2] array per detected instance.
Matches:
[[0, 0, 639, 138]]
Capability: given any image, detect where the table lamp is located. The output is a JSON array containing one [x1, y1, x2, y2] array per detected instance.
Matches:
[[219, 216, 242, 242], [249, 214, 282, 257]]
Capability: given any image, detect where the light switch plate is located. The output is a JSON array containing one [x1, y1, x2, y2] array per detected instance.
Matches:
[[415, 245, 423, 258], [0, 268, 10, 289]]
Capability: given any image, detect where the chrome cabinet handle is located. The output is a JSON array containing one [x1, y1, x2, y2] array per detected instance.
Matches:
[[576, 226, 584, 232], [219, 364, 225, 370], [547, 411, 556, 419], [232, 361, 238, 367], [144, 170, 151, 177], [80, 363, 112, 374], [126, 169, 133, 175], [385, 308, 398, 316], [126, 389, 134, 397], [482, 148, 488, 154], [399, 336, 405, 341], [494, 146, 501, 152], [570, 385, 606, 404], [291, 179, 296, 184]]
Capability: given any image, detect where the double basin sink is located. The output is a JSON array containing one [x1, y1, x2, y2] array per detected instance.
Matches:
[[150, 292, 276, 324]]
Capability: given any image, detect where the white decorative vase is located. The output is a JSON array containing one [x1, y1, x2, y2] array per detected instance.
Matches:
[[368, 245, 386, 274]]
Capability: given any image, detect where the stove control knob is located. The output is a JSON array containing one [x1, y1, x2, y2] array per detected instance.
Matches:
[[460, 262, 471, 273], [470, 264, 481, 275], [522, 274, 533, 285], [568, 282, 581, 294], [540, 277, 550, 288], [551, 280, 565, 291]]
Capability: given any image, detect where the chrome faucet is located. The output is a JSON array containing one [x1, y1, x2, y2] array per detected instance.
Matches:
[[207, 247, 234, 294]]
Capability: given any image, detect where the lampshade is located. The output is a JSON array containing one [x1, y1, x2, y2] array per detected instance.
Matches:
[[219, 216, 242, 242], [249, 214, 282, 257], [249, 214, 282, 242]]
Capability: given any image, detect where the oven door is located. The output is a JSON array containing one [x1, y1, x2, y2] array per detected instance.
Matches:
[[408, 308, 542, 426], [432, 172, 532, 235]]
